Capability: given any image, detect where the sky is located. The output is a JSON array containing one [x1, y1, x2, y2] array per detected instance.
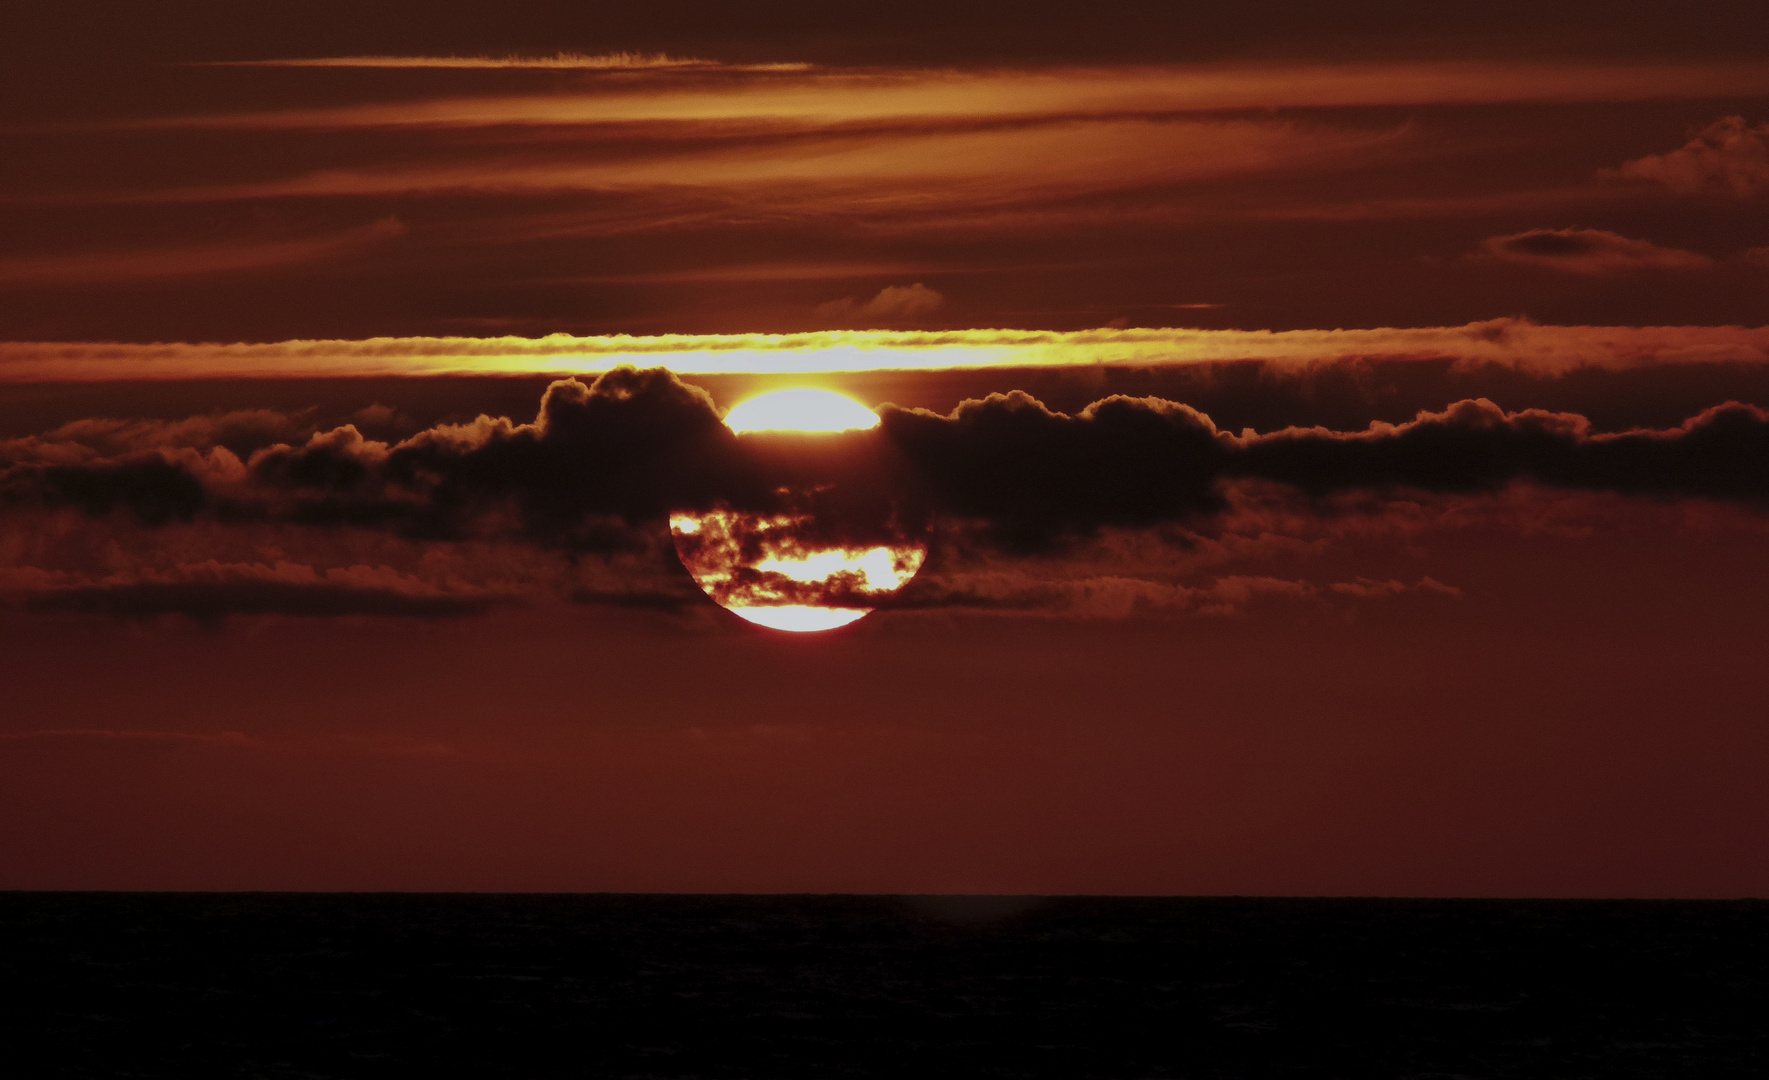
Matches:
[[2, 1, 1768, 894]]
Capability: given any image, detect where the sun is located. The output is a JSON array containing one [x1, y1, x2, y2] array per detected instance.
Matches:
[[670, 389, 924, 633], [720, 388, 881, 434]]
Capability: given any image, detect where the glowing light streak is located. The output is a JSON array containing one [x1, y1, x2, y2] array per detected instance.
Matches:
[[9, 323, 1769, 382]]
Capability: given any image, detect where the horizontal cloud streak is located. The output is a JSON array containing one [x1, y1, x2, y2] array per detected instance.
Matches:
[[59, 117, 1395, 207], [0, 219, 406, 287], [114, 63, 1769, 132], [4, 560, 503, 620], [888, 569, 1460, 619], [6, 321, 1769, 381], [201, 53, 810, 71]]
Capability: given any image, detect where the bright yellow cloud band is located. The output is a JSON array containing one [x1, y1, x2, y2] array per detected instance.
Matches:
[[3, 321, 1768, 381]]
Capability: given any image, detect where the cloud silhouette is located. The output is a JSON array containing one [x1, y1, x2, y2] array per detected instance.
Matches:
[[7, 369, 1769, 559], [1474, 228, 1712, 275]]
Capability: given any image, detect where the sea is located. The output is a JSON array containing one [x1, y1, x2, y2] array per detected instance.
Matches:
[[3, 894, 1764, 1078]]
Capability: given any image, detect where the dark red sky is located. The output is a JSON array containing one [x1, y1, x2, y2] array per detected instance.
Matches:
[[1, 2, 1767, 894]]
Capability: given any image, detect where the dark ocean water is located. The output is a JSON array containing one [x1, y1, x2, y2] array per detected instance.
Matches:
[[2, 894, 1765, 1079]]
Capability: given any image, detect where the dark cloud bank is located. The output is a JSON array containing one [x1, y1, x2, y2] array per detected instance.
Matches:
[[6, 366, 1768, 542], [3, 366, 1767, 617]]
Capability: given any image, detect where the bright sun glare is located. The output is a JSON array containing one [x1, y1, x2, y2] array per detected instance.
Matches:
[[722, 388, 881, 434]]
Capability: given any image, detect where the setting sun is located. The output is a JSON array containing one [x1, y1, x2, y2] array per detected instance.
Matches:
[[721, 388, 882, 433], [669, 391, 922, 631]]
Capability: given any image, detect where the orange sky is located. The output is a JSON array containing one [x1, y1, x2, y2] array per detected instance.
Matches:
[[2, 0, 1767, 895]]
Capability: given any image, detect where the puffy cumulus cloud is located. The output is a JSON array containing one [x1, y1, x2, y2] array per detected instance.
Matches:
[[883, 393, 1769, 547], [0, 368, 799, 552], [368, 368, 775, 544], [880, 392, 1227, 549], [53, 367, 765, 547], [1474, 228, 1712, 275], [5, 452, 226, 526], [813, 283, 946, 326], [1607, 116, 1769, 199], [1231, 398, 1769, 505]]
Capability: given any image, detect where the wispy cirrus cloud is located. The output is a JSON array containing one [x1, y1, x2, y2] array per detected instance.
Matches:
[[198, 52, 811, 72], [1605, 116, 1769, 198], [887, 567, 1459, 619], [7, 56, 1769, 339], [53, 117, 1401, 210], [0, 219, 406, 287], [2, 560, 506, 621], [112, 63, 1769, 132]]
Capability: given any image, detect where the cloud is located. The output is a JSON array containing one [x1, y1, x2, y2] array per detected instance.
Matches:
[[1231, 398, 1769, 503], [7, 371, 1769, 563], [200, 53, 807, 72], [45, 65, 1763, 253], [880, 391, 1227, 549], [1473, 228, 1712, 275], [8, 410, 315, 459], [237, 367, 777, 547], [0, 369, 776, 551], [563, 261, 935, 286], [13, 454, 218, 525], [3, 367, 1769, 583], [110, 64, 1769, 133], [1746, 246, 1769, 268], [78, 117, 1393, 213], [887, 568, 1458, 619], [814, 284, 945, 326], [7, 321, 1769, 382], [1, 561, 505, 622], [882, 392, 1769, 547], [0, 220, 406, 288], [1607, 116, 1769, 198], [6, 373, 1769, 621]]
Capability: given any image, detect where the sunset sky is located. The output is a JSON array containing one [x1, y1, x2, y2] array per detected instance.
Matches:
[[3, 1, 1768, 895]]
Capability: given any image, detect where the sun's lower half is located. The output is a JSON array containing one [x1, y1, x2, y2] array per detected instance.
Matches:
[[670, 509, 925, 632]]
